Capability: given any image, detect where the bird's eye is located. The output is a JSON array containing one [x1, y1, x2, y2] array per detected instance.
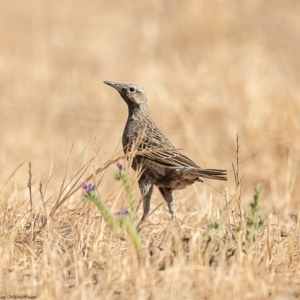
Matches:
[[129, 87, 136, 93]]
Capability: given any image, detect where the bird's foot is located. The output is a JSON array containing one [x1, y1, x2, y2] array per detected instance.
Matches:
[[159, 217, 175, 250], [175, 216, 184, 233]]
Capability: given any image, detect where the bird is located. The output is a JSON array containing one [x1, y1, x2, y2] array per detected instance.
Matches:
[[104, 81, 227, 228]]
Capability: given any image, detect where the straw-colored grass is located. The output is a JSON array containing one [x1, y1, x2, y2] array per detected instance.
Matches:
[[0, 0, 300, 299]]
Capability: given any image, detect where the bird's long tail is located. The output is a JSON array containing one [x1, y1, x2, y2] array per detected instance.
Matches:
[[198, 168, 227, 181], [180, 168, 227, 181]]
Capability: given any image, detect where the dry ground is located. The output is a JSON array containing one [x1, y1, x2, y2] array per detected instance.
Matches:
[[0, 0, 300, 299]]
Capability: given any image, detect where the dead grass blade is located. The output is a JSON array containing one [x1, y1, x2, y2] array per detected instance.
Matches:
[[0, 161, 26, 195]]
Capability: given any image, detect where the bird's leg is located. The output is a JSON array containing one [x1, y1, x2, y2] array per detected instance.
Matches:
[[157, 187, 176, 247], [136, 181, 153, 229], [158, 187, 176, 221], [158, 188, 184, 248]]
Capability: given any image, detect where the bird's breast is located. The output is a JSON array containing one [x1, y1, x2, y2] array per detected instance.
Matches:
[[122, 117, 139, 152]]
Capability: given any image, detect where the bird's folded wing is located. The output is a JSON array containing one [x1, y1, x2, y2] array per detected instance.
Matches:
[[137, 147, 201, 169]]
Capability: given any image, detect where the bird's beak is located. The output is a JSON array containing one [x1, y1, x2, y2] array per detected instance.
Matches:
[[103, 81, 120, 91]]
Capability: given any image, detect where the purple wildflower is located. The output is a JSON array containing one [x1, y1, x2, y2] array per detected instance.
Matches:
[[115, 208, 129, 216], [82, 181, 95, 193], [116, 162, 123, 171]]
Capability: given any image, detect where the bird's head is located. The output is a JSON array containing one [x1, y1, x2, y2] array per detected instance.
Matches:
[[104, 81, 147, 107]]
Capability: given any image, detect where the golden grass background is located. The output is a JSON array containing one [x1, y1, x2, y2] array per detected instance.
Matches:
[[0, 0, 300, 299]]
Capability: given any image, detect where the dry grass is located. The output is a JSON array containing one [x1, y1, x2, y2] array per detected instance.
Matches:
[[1, 0, 300, 299]]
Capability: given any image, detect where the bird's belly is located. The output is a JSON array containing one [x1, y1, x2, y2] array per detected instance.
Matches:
[[132, 157, 200, 189], [156, 180, 195, 190]]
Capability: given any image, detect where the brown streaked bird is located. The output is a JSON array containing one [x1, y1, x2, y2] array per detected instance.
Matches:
[[104, 81, 227, 228]]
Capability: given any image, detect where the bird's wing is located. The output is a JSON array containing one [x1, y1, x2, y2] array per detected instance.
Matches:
[[134, 124, 201, 169], [140, 148, 201, 169]]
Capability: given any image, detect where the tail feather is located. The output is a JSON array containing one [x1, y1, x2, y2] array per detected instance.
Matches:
[[180, 167, 228, 181], [198, 168, 227, 181]]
